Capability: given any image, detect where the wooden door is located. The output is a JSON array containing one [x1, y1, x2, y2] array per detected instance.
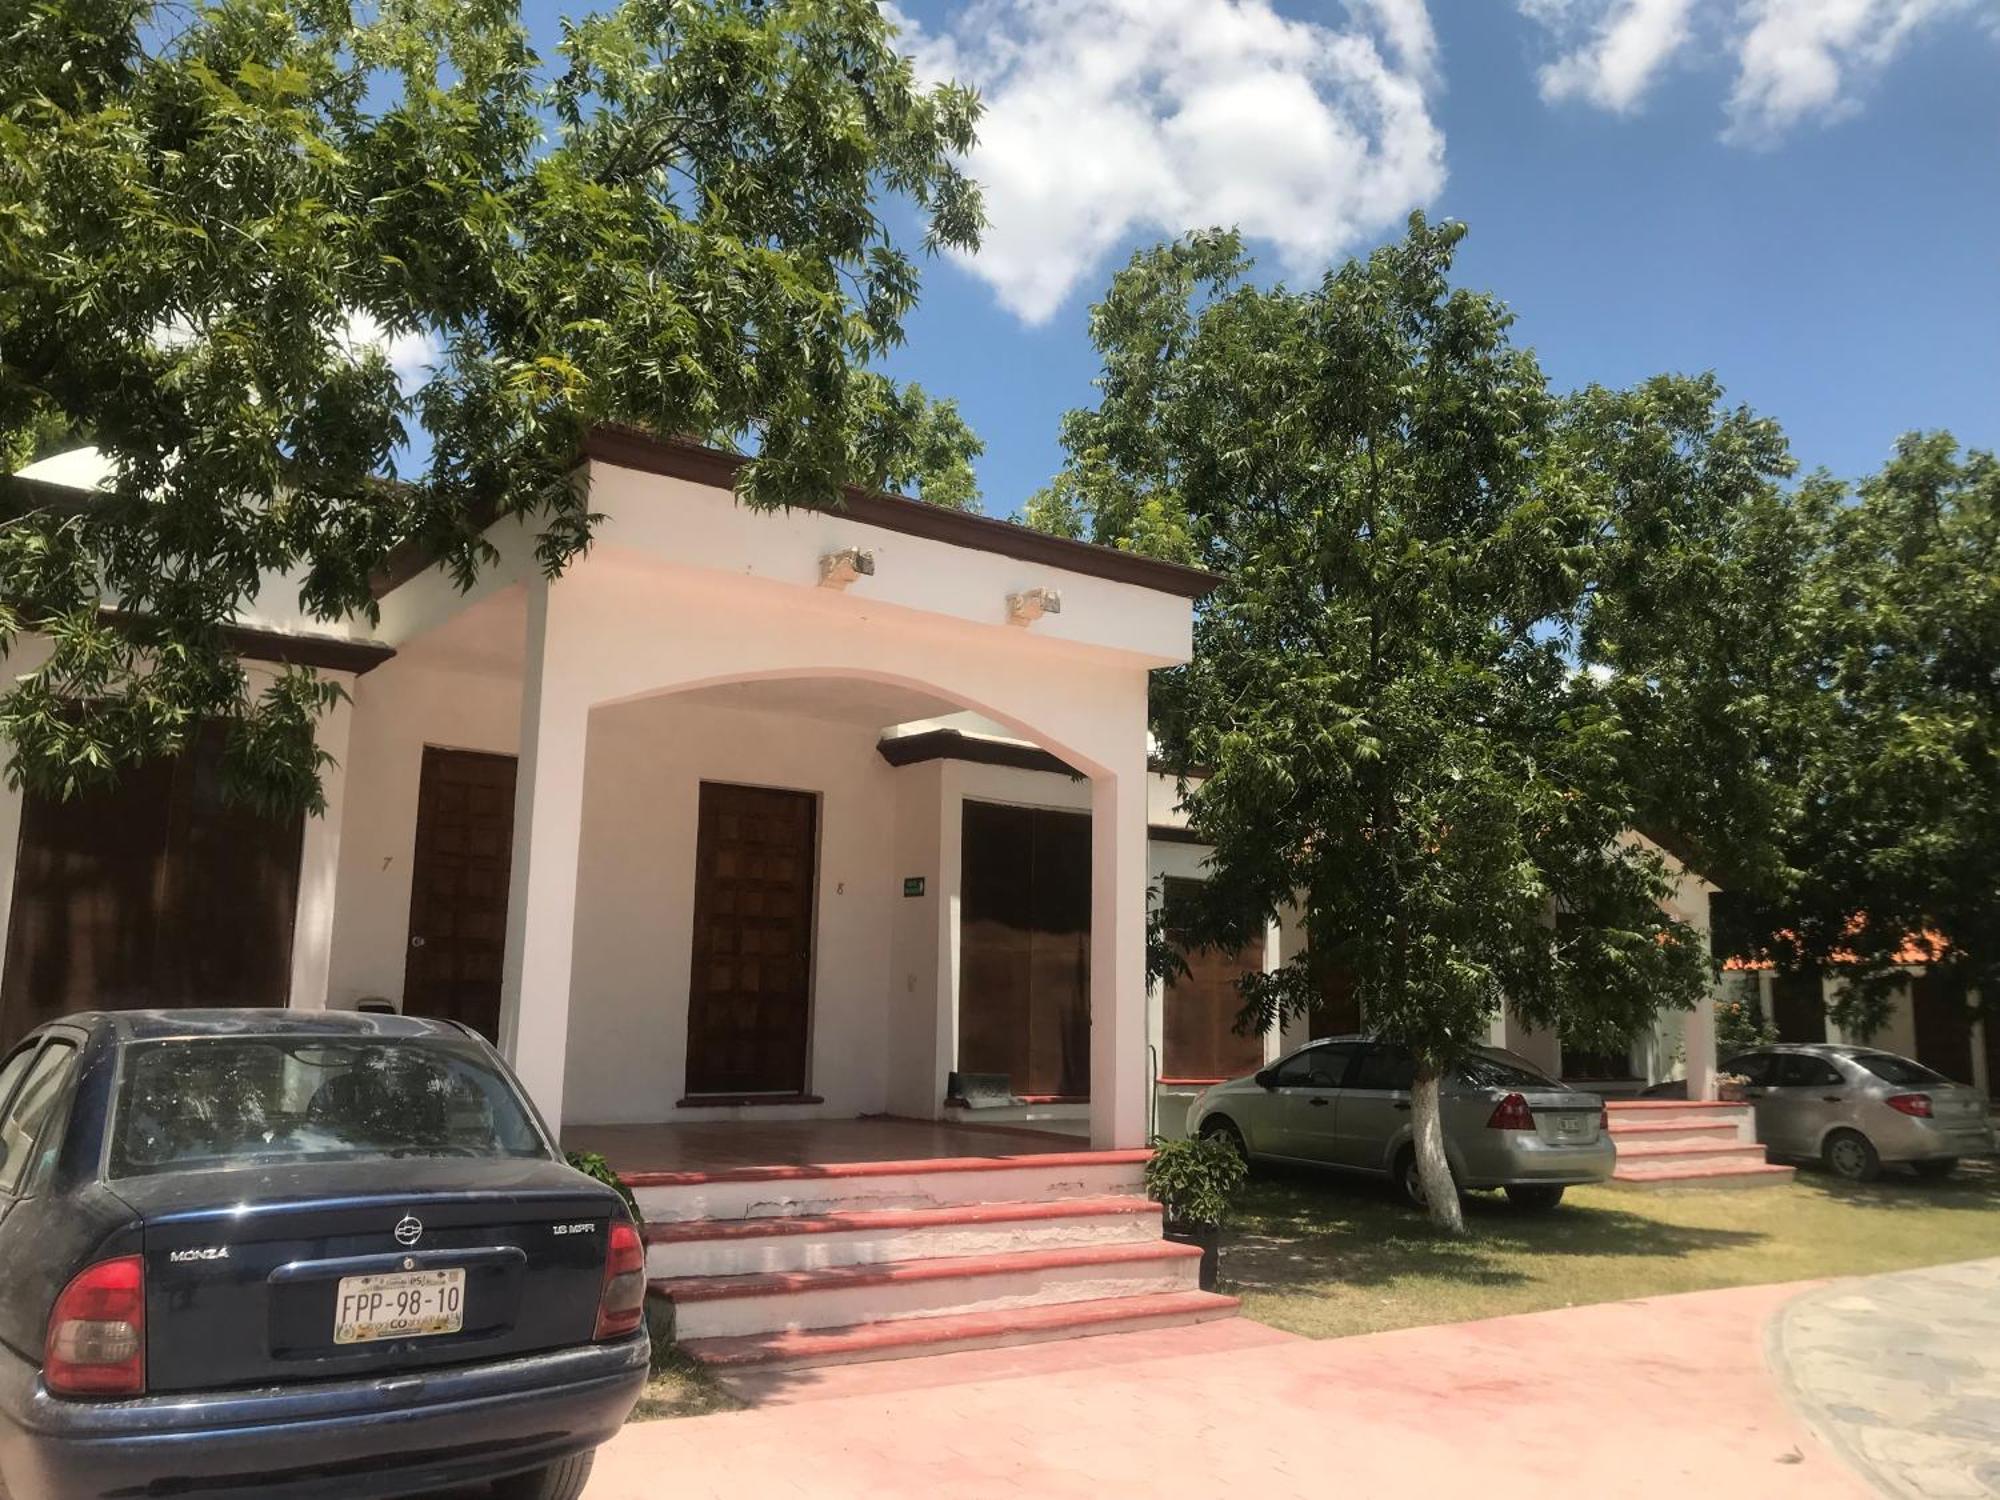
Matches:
[[684, 783, 818, 1098], [1308, 964, 1362, 1040], [0, 727, 302, 1050], [1771, 971, 1827, 1044], [1909, 972, 1974, 1083], [1161, 877, 1265, 1080], [401, 748, 517, 1041], [958, 802, 1091, 1098]]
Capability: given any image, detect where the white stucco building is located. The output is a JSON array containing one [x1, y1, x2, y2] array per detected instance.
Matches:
[[0, 431, 1242, 1152], [0, 433, 1775, 1150]]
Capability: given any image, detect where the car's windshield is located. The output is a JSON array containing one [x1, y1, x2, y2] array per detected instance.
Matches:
[[1456, 1051, 1561, 1090], [1850, 1052, 1950, 1088], [109, 1036, 550, 1178]]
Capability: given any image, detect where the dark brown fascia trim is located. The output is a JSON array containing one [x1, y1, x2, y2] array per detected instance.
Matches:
[[1147, 823, 1210, 847], [876, 728, 1081, 779], [99, 610, 396, 676], [578, 426, 1222, 601], [222, 624, 396, 676]]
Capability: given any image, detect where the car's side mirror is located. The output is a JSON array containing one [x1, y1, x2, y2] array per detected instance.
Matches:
[[1255, 1069, 1277, 1090]]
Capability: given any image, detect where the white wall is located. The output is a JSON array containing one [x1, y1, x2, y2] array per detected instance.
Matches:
[[561, 696, 901, 1126], [323, 656, 523, 1006]]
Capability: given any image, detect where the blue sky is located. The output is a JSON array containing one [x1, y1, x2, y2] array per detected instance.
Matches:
[[859, 0, 2000, 517]]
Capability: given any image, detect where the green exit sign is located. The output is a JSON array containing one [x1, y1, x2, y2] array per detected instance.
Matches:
[[903, 876, 926, 898]]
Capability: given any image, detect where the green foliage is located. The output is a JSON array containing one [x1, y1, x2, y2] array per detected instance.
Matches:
[[1, 0, 985, 804], [1779, 436, 1999, 1031], [1044, 217, 1722, 1229], [1144, 1132, 1247, 1227], [1048, 215, 1710, 1071], [1714, 992, 1777, 1055], [566, 1148, 641, 1226]]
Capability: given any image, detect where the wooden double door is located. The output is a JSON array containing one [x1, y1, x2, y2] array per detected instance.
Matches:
[[958, 801, 1092, 1098], [0, 726, 304, 1050], [683, 782, 819, 1098], [401, 748, 519, 1041]]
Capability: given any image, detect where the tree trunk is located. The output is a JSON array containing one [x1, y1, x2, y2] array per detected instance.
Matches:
[[1411, 1063, 1465, 1235]]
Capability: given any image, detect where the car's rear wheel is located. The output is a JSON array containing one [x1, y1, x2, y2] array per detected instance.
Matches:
[[1199, 1116, 1249, 1166], [1395, 1148, 1427, 1209], [1822, 1129, 1882, 1183], [1504, 1184, 1566, 1212], [491, 1452, 596, 1500], [1910, 1158, 1959, 1181]]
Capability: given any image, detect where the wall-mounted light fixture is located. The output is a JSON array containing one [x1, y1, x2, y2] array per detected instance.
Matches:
[[1007, 587, 1062, 626], [819, 547, 875, 590]]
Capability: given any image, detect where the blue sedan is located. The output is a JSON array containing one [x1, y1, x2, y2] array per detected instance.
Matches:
[[0, 1011, 648, 1500]]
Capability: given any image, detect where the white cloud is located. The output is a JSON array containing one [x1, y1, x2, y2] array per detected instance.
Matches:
[[1726, 0, 1962, 140], [891, 0, 1445, 324], [1519, 0, 1985, 138], [339, 311, 439, 393], [1530, 0, 1700, 111]]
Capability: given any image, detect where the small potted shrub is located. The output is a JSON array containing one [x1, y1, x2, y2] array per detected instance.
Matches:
[[1144, 1134, 1247, 1292]]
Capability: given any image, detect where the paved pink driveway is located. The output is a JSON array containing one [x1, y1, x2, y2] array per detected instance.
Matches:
[[584, 1281, 1868, 1499]]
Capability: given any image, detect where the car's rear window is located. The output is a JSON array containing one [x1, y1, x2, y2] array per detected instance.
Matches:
[[109, 1036, 550, 1179], [1850, 1052, 1950, 1087], [1456, 1052, 1561, 1090]]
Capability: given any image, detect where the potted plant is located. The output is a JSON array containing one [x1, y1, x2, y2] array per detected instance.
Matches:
[[1714, 1072, 1751, 1102], [1143, 1134, 1247, 1292]]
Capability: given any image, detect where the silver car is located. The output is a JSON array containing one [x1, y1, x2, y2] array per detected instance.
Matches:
[[1185, 1036, 1615, 1210], [1722, 1043, 1996, 1181]]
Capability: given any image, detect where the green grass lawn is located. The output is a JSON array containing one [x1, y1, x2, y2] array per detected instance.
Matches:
[[1225, 1156, 2000, 1339]]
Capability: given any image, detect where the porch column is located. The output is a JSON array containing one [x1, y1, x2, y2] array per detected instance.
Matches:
[[1684, 886, 1719, 1101], [287, 677, 355, 1009], [499, 577, 590, 1128], [1089, 749, 1150, 1149]]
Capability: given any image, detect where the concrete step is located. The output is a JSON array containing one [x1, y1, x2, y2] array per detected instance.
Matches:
[[1610, 1159, 1797, 1190], [627, 1149, 1151, 1224], [1612, 1140, 1772, 1173], [644, 1196, 1165, 1278], [680, 1289, 1242, 1373], [1606, 1119, 1744, 1147], [1605, 1100, 1754, 1137], [655, 1240, 1204, 1341]]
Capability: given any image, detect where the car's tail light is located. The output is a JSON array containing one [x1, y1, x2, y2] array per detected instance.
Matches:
[[596, 1221, 648, 1340], [1486, 1093, 1536, 1131], [1886, 1093, 1933, 1118], [1600, 1104, 1610, 1131], [45, 1256, 145, 1397]]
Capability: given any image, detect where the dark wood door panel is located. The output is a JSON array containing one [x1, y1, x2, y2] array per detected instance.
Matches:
[[1910, 973, 1973, 1083], [0, 727, 302, 1050], [957, 801, 1091, 1098], [402, 748, 517, 1041], [685, 782, 818, 1097], [1771, 971, 1828, 1044], [1161, 877, 1265, 1081]]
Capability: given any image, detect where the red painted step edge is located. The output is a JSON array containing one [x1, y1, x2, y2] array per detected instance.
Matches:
[[622, 1147, 1152, 1190], [644, 1195, 1160, 1245], [652, 1239, 1202, 1303], [1607, 1119, 1745, 1135], [681, 1290, 1241, 1368], [1614, 1140, 1768, 1159], [1604, 1100, 1752, 1113], [1614, 1160, 1795, 1181]]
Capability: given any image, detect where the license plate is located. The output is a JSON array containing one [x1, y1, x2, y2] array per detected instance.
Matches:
[[334, 1268, 466, 1345], [1556, 1114, 1589, 1137]]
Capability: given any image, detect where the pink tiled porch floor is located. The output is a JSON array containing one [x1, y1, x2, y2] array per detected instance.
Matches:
[[561, 1117, 1088, 1176]]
